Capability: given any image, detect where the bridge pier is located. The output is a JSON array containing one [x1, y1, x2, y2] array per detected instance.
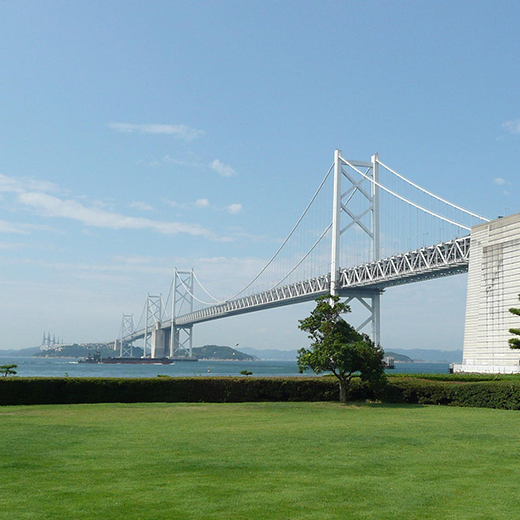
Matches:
[[150, 322, 168, 358]]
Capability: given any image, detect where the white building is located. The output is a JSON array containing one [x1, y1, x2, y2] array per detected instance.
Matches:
[[454, 212, 520, 373]]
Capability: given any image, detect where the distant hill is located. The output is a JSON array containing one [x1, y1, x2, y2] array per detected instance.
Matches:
[[239, 348, 414, 362], [33, 344, 120, 358], [239, 347, 461, 363], [193, 345, 256, 361], [6, 343, 254, 361], [384, 351, 414, 363], [239, 348, 299, 361], [388, 348, 463, 363], [0, 346, 40, 357]]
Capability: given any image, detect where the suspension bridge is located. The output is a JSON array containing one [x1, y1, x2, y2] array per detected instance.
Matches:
[[113, 149, 492, 362]]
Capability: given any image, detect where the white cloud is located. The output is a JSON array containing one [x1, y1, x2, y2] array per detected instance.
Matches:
[[502, 119, 520, 134], [0, 219, 54, 235], [164, 198, 243, 215], [0, 241, 55, 251], [227, 203, 243, 214], [194, 198, 210, 208], [129, 201, 154, 211], [210, 159, 238, 177], [162, 155, 204, 168], [0, 220, 29, 234], [222, 227, 272, 243], [0, 172, 60, 194], [494, 178, 508, 186], [162, 199, 186, 209], [108, 123, 204, 141], [18, 192, 213, 237], [163, 199, 209, 210], [0, 242, 26, 249]]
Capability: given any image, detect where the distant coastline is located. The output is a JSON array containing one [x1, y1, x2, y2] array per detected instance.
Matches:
[[0, 345, 463, 364], [2, 343, 256, 362], [238, 347, 463, 364]]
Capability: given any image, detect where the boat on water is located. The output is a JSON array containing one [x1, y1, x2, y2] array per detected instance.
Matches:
[[384, 356, 395, 369], [78, 352, 180, 365]]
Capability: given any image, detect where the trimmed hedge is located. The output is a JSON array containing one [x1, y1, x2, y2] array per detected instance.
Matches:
[[1, 376, 520, 409], [388, 373, 520, 382], [387, 378, 520, 409], [0, 377, 340, 406]]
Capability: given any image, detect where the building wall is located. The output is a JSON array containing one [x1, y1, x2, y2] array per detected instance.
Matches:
[[454, 213, 520, 373]]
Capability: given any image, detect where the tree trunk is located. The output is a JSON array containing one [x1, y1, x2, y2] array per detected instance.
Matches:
[[339, 381, 347, 404]]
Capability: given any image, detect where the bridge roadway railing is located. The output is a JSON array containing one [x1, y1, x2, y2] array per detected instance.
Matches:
[[172, 236, 470, 326], [122, 236, 470, 339], [175, 274, 332, 325], [338, 235, 470, 290]]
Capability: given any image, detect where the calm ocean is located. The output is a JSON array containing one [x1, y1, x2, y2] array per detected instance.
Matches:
[[0, 356, 450, 378]]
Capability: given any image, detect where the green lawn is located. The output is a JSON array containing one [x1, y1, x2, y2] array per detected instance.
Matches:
[[1, 402, 519, 520]]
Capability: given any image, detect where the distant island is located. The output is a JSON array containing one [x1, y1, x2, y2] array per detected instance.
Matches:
[[33, 343, 117, 359], [238, 347, 463, 364], [2, 344, 462, 364], [29, 343, 256, 361], [192, 345, 256, 361], [234, 348, 413, 363], [384, 351, 414, 363], [0, 346, 41, 357]]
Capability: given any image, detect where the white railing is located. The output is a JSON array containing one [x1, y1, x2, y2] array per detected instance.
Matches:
[[338, 236, 470, 289], [164, 237, 471, 328], [175, 274, 331, 325], [123, 237, 470, 338]]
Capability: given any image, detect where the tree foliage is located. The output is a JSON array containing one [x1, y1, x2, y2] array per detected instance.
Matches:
[[297, 295, 386, 403], [509, 295, 520, 349], [0, 364, 17, 377]]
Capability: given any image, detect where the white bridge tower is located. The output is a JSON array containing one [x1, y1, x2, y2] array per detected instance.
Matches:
[[330, 150, 382, 345], [170, 269, 194, 358]]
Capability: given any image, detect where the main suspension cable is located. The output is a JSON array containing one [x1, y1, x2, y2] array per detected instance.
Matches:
[[192, 270, 220, 302], [376, 159, 489, 222], [340, 156, 472, 231], [176, 273, 222, 306]]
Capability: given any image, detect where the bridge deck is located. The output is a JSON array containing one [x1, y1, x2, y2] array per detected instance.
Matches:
[[124, 236, 470, 339]]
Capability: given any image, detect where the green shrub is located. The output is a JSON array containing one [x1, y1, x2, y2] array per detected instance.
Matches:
[[0, 377, 341, 406], [1, 376, 520, 409], [388, 373, 520, 382], [384, 377, 520, 409]]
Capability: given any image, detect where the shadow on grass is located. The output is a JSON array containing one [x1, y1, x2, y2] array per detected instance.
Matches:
[[343, 401, 427, 409]]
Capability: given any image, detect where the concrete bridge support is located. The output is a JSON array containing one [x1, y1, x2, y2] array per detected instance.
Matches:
[[455, 212, 520, 373], [150, 323, 169, 358]]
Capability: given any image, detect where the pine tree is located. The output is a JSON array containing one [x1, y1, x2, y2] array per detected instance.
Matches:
[[0, 364, 17, 377], [297, 295, 386, 403], [509, 295, 520, 349]]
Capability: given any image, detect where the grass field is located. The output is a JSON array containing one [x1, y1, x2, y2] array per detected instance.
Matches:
[[1, 402, 519, 520]]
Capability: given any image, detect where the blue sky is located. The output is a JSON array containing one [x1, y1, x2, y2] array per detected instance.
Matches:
[[0, 0, 519, 351]]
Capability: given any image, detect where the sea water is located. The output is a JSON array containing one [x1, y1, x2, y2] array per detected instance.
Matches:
[[0, 356, 450, 378]]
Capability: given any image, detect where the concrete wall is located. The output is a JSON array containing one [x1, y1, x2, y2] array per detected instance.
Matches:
[[454, 213, 520, 373]]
